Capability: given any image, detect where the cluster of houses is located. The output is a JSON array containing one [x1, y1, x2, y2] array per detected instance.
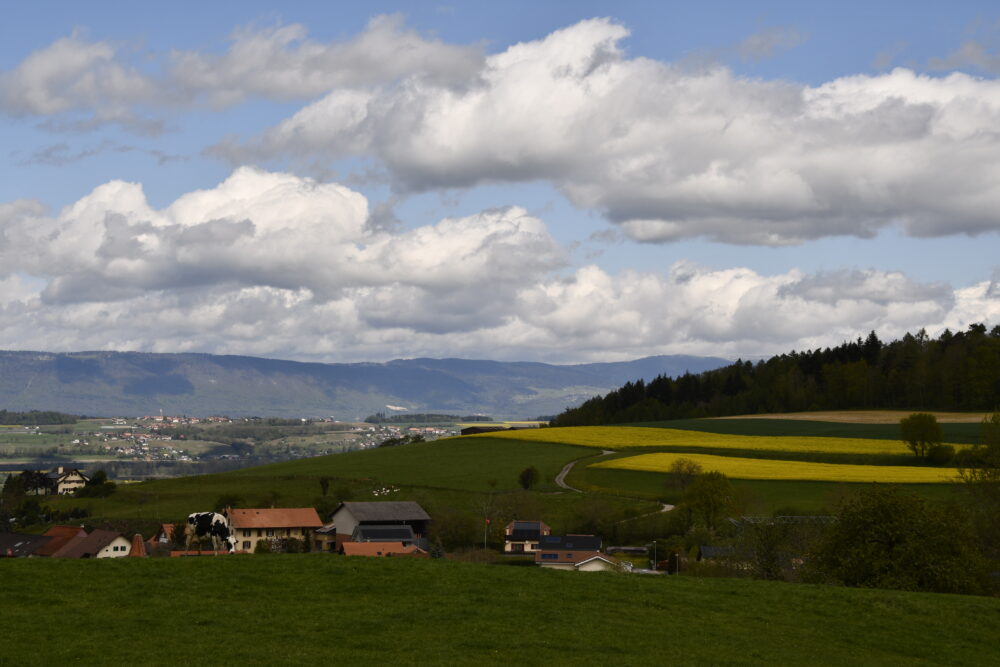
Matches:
[[0, 524, 140, 559], [3, 500, 622, 571]]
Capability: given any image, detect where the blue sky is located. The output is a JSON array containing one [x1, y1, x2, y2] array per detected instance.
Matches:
[[1, 1, 999, 362]]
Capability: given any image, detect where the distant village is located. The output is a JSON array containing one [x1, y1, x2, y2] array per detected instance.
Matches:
[[5, 414, 459, 472]]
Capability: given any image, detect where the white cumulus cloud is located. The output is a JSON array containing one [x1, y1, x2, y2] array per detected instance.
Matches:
[[1, 169, 994, 362], [220, 18, 1000, 246]]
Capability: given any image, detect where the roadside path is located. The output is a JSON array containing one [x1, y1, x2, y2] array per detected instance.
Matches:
[[554, 449, 615, 492]]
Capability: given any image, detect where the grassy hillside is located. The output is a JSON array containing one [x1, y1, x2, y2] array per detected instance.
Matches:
[[466, 424, 966, 513], [44, 436, 640, 531], [3, 556, 998, 665]]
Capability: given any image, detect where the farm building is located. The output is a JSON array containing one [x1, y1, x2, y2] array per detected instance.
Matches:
[[42, 467, 89, 495], [147, 523, 176, 547], [33, 525, 88, 557], [52, 529, 131, 558], [350, 524, 419, 545], [321, 501, 431, 551], [504, 520, 551, 553], [228, 508, 323, 552], [535, 535, 617, 572]]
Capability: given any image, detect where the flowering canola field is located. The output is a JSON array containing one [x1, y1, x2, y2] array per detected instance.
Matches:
[[592, 452, 957, 483], [475, 426, 947, 456]]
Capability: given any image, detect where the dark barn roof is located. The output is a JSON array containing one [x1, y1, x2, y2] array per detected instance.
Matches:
[[538, 534, 602, 551], [353, 525, 416, 542], [0, 532, 52, 557], [507, 520, 548, 541], [336, 501, 431, 523]]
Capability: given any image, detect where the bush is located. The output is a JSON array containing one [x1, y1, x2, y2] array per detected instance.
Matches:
[[805, 486, 988, 595], [926, 444, 955, 466]]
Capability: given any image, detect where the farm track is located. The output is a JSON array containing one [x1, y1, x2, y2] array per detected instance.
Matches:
[[555, 449, 615, 492]]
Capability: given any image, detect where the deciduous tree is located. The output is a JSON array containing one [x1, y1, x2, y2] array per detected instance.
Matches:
[[518, 466, 539, 490], [680, 471, 738, 529], [665, 458, 702, 493], [806, 486, 987, 594], [900, 412, 942, 458]]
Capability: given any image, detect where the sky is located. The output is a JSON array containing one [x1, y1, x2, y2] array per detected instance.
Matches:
[[2, 1, 1000, 364]]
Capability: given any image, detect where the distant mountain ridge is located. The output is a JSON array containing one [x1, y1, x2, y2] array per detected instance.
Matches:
[[0, 350, 730, 419]]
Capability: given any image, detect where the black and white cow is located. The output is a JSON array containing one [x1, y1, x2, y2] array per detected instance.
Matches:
[[186, 511, 238, 553]]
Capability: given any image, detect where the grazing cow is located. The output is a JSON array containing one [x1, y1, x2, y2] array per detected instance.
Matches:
[[186, 512, 238, 553]]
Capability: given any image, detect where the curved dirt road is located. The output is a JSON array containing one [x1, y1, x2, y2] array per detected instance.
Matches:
[[555, 449, 615, 492]]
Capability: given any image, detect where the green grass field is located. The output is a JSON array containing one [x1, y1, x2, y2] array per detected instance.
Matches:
[[2, 556, 997, 665], [635, 418, 985, 444], [569, 464, 959, 512], [44, 437, 610, 526]]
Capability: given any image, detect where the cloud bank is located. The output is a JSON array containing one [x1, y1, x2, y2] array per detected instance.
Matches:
[[1, 169, 995, 362]]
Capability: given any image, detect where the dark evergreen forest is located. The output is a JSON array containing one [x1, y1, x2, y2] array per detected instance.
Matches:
[[0, 410, 79, 425], [552, 324, 1000, 426]]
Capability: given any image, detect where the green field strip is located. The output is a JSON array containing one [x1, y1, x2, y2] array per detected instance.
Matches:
[[632, 418, 984, 444]]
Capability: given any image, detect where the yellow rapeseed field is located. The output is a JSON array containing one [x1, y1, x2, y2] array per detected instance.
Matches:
[[592, 452, 958, 483], [474, 426, 946, 456]]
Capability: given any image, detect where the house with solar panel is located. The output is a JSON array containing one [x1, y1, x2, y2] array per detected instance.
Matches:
[[535, 534, 621, 572], [503, 520, 551, 554], [319, 501, 431, 552]]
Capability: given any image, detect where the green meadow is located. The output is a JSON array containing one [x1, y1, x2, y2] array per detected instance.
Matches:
[[636, 417, 984, 444], [43, 436, 643, 532], [2, 556, 998, 665]]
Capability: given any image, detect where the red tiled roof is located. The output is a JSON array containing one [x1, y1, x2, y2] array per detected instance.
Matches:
[[52, 530, 123, 559], [34, 525, 87, 557], [128, 533, 147, 557], [229, 508, 323, 529], [147, 523, 175, 545]]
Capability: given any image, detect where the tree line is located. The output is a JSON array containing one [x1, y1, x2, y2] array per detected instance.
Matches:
[[552, 324, 1000, 426], [0, 410, 79, 425]]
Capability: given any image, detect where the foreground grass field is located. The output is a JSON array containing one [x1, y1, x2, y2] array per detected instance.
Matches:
[[3, 556, 998, 665], [594, 452, 959, 483]]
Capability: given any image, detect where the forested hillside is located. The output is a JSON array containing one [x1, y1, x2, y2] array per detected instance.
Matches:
[[553, 325, 1000, 425]]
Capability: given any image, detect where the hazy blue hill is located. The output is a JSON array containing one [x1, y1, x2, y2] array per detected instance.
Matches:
[[0, 350, 728, 419]]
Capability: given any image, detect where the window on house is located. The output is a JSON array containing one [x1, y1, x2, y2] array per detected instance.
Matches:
[[541, 553, 558, 560], [243, 530, 251, 538], [266, 529, 274, 537], [243, 541, 251, 550]]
